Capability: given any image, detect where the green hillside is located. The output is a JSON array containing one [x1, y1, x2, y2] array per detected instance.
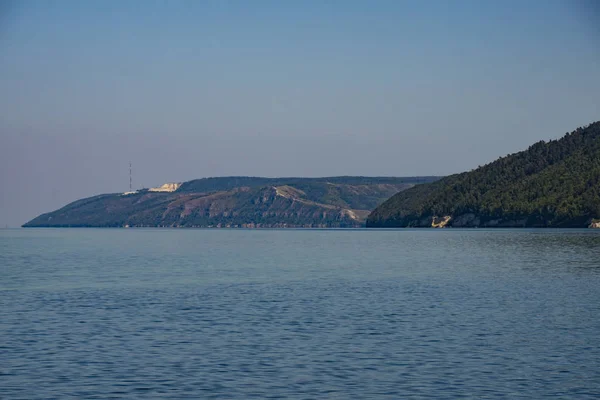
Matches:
[[367, 122, 600, 228]]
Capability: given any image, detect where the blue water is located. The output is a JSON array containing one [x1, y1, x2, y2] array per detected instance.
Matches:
[[1, 228, 600, 399]]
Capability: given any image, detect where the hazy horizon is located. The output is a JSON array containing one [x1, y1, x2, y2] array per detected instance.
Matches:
[[1, 1, 599, 226]]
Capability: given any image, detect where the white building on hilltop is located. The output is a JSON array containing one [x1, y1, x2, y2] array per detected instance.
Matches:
[[148, 183, 181, 192]]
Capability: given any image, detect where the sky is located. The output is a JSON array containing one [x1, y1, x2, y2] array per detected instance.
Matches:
[[0, 0, 599, 227]]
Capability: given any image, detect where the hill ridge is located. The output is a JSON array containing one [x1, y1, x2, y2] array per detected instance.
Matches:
[[23, 176, 439, 228], [367, 121, 600, 228]]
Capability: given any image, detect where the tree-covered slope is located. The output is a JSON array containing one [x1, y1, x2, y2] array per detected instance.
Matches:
[[23, 176, 439, 228], [367, 122, 600, 228]]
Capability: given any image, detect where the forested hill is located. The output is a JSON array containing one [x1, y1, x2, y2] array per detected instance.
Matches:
[[23, 176, 439, 228], [367, 122, 600, 228]]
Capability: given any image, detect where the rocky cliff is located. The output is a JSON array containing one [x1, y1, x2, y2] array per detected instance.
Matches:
[[23, 176, 439, 228]]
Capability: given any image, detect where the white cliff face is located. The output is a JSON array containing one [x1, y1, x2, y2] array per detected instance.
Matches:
[[431, 216, 451, 228], [589, 220, 600, 229], [149, 183, 181, 192]]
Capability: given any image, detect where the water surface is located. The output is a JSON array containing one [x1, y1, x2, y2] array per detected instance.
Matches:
[[1, 228, 600, 398]]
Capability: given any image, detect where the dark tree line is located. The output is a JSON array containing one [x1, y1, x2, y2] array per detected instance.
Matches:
[[368, 121, 600, 227]]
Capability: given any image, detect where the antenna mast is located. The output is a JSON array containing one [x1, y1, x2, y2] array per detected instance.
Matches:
[[129, 162, 132, 191]]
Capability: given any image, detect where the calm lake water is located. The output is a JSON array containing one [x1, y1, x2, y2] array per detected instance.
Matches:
[[1, 228, 600, 399]]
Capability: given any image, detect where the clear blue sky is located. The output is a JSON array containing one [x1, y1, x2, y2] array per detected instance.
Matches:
[[1, 0, 599, 226]]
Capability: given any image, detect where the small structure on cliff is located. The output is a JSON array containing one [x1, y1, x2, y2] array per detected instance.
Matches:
[[149, 183, 181, 192]]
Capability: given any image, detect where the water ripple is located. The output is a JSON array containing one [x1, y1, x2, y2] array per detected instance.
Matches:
[[1, 229, 600, 398]]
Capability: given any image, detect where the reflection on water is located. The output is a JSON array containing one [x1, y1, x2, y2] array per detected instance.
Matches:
[[1, 229, 600, 398]]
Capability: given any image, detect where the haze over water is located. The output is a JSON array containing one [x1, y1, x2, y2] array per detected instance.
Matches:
[[2, 228, 600, 398]]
